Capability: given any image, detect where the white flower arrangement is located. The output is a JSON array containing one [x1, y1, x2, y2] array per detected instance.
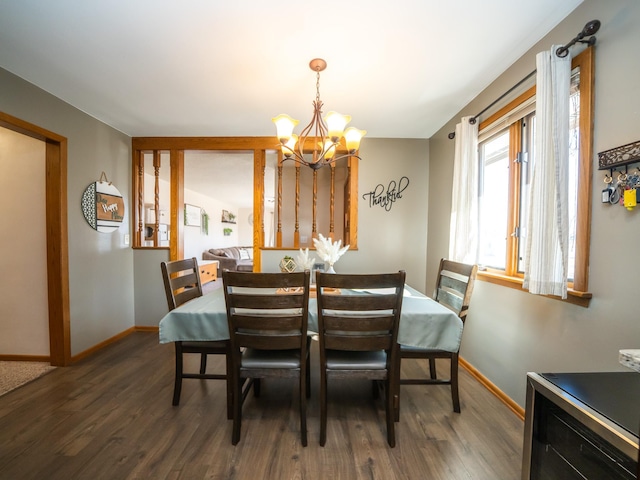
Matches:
[[295, 248, 316, 271], [312, 233, 349, 269]]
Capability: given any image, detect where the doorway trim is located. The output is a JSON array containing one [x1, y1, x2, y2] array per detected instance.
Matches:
[[0, 111, 71, 366]]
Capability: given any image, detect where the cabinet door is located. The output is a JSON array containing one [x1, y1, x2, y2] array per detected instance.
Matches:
[[531, 403, 637, 480]]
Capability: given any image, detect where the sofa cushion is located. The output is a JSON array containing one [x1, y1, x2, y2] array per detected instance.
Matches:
[[203, 246, 254, 272], [237, 261, 253, 272]]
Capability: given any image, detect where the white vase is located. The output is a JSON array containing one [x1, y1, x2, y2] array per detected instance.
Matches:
[[327, 264, 336, 274]]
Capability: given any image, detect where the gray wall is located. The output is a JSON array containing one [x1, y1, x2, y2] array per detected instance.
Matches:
[[428, 0, 640, 407], [0, 68, 135, 356], [134, 249, 171, 327], [139, 138, 431, 327], [261, 138, 430, 291]]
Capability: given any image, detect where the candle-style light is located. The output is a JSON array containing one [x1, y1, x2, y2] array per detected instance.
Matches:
[[272, 58, 366, 170]]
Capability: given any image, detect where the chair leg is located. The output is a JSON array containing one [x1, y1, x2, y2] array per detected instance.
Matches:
[[372, 380, 380, 399], [300, 371, 307, 447], [305, 353, 311, 398], [320, 368, 327, 446], [199, 353, 207, 375], [451, 352, 461, 413], [429, 357, 437, 379], [172, 342, 184, 406], [225, 351, 233, 420], [385, 377, 396, 448], [394, 355, 401, 422], [305, 337, 312, 398], [232, 371, 242, 445], [253, 378, 261, 397]]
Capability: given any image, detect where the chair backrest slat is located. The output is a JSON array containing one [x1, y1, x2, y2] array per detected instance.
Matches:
[[230, 314, 303, 331], [223, 270, 310, 352], [319, 293, 399, 311], [434, 259, 477, 323], [235, 333, 303, 350], [161, 257, 204, 311], [226, 293, 305, 310], [322, 314, 395, 332], [324, 334, 392, 351]]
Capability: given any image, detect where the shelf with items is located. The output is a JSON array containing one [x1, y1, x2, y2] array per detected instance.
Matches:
[[221, 209, 236, 224], [598, 139, 640, 210]]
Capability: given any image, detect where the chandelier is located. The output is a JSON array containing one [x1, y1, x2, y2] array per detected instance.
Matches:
[[272, 58, 366, 170]]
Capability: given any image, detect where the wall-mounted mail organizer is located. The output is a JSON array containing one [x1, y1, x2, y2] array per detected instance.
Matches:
[[598, 139, 640, 210]]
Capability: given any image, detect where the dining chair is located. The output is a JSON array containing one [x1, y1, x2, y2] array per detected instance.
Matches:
[[161, 257, 232, 418], [316, 270, 406, 448], [399, 258, 478, 414], [222, 269, 311, 446]]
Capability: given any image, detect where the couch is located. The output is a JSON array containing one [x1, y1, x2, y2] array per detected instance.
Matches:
[[203, 246, 253, 274]]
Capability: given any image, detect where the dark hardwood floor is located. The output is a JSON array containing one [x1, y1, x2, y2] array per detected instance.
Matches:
[[0, 332, 523, 479]]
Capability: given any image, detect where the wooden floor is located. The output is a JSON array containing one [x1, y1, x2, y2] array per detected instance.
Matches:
[[0, 332, 523, 479]]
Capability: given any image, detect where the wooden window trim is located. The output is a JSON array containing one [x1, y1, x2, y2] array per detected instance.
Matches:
[[476, 47, 594, 307]]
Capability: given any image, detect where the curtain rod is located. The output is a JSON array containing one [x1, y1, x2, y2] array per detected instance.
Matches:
[[448, 19, 600, 140]]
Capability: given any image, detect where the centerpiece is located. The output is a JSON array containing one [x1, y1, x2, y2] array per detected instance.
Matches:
[[312, 233, 349, 273], [295, 248, 316, 271]]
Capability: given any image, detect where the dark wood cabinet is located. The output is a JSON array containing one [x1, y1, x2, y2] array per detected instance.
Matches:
[[522, 372, 639, 479]]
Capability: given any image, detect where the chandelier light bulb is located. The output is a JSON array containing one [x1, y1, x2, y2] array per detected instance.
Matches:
[[344, 127, 367, 153], [272, 114, 299, 143], [282, 134, 299, 158], [324, 111, 351, 142], [320, 139, 337, 160]]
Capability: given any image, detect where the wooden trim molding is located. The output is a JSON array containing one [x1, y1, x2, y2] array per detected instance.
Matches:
[[71, 327, 136, 363], [135, 326, 159, 333], [478, 270, 592, 307], [71, 327, 158, 363], [0, 354, 51, 362], [459, 356, 525, 420], [0, 111, 71, 367]]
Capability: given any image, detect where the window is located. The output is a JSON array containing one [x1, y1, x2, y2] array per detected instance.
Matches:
[[476, 48, 593, 305]]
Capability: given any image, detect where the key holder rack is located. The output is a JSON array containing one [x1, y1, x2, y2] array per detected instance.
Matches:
[[598, 140, 640, 210]]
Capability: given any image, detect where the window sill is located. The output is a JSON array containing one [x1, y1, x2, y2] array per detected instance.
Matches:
[[477, 271, 592, 308]]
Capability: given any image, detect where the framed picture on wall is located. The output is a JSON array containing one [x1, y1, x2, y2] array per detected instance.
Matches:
[[184, 203, 201, 227]]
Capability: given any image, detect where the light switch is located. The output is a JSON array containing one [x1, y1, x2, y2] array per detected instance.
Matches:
[[124, 233, 130, 245]]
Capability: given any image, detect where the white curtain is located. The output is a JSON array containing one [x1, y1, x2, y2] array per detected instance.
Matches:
[[523, 46, 571, 298], [448, 116, 478, 264]]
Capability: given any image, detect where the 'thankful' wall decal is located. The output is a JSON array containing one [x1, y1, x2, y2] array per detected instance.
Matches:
[[362, 176, 410, 211]]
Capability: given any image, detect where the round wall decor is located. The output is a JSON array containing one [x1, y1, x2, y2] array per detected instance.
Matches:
[[81, 175, 125, 233]]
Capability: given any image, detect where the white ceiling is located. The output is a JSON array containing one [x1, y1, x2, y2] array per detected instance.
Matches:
[[0, 0, 583, 140]]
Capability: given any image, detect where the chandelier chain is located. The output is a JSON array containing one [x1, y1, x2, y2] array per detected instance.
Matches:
[[315, 70, 321, 104]]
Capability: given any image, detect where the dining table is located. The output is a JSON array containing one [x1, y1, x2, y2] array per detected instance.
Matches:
[[159, 285, 463, 352]]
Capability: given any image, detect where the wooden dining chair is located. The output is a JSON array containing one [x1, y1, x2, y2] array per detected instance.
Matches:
[[316, 271, 406, 447], [161, 258, 232, 418], [222, 269, 311, 446], [399, 258, 477, 414]]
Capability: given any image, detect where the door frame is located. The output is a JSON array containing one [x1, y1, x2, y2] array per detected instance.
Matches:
[[0, 111, 71, 366]]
